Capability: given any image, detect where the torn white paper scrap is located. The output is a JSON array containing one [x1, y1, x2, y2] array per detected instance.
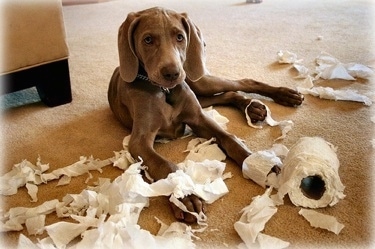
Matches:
[[242, 149, 284, 188], [277, 50, 301, 64], [112, 151, 136, 170], [156, 217, 202, 240], [45, 220, 96, 248], [245, 99, 294, 140], [297, 86, 372, 106], [273, 137, 345, 208], [315, 52, 374, 80], [41, 156, 112, 183], [203, 106, 229, 130], [113, 135, 138, 169], [293, 62, 310, 79], [316, 52, 341, 65], [25, 214, 45, 236], [0, 158, 49, 196], [26, 183, 38, 202], [256, 233, 290, 249], [298, 209, 344, 234], [180, 159, 226, 184], [183, 137, 226, 162], [73, 217, 197, 249], [0, 199, 59, 232], [345, 62, 374, 79], [276, 120, 294, 141], [18, 234, 41, 249], [299, 75, 315, 89], [234, 188, 287, 248], [317, 62, 355, 80]]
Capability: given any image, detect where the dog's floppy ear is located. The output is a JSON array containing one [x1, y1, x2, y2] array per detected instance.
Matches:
[[181, 14, 208, 82], [118, 12, 140, 82]]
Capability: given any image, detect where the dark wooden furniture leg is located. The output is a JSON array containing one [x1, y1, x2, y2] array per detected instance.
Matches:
[[1, 59, 72, 107]]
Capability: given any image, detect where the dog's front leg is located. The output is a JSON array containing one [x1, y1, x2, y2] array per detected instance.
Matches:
[[128, 128, 204, 223], [128, 130, 178, 181], [188, 112, 252, 166]]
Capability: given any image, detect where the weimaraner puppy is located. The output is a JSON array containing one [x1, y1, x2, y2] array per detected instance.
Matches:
[[108, 7, 303, 223]]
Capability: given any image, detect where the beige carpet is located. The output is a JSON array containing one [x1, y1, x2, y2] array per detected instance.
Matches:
[[1, 0, 374, 248]]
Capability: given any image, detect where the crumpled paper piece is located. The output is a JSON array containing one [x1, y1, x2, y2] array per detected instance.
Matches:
[[279, 51, 374, 80], [0, 199, 59, 233], [203, 106, 229, 130], [277, 50, 302, 64], [293, 62, 310, 79], [315, 52, 374, 80], [297, 86, 372, 106], [277, 50, 373, 106], [234, 188, 290, 249], [183, 137, 226, 162], [245, 99, 294, 141], [298, 209, 344, 234], [0, 158, 49, 196], [242, 144, 288, 188]]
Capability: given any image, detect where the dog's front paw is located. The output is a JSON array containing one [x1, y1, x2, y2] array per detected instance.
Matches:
[[273, 87, 304, 107], [170, 194, 206, 223], [247, 100, 267, 123]]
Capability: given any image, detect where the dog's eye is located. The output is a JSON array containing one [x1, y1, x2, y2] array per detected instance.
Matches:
[[144, 36, 153, 45], [176, 34, 184, 42]]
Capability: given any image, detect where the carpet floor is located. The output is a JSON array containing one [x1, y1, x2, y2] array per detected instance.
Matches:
[[1, 0, 374, 248]]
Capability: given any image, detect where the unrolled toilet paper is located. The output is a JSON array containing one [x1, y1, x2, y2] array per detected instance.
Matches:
[[274, 137, 345, 208]]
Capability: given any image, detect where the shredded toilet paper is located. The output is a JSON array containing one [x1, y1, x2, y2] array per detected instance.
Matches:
[[242, 144, 288, 188], [183, 137, 226, 162], [297, 86, 372, 106], [298, 208, 345, 235], [277, 50, 373, 106], [1, 135, 232, 248], [315, 52, 374, 80], [245, 99, 294, 141], [0, 156, 113, 202], [234, 188, 290, 249], [203, 106, 229, 130], [277, 50, 302, 64]]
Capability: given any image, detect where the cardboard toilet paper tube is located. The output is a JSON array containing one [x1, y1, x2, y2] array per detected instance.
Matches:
[[276, 137, 345, 208]]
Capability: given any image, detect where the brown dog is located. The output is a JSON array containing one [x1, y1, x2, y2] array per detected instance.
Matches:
[[108, 7, 303, 223]]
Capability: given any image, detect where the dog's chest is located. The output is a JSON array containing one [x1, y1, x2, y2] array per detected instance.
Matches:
[[157, 85, 196, 138]]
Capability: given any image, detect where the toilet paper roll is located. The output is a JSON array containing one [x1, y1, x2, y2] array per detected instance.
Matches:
[[274, 137, 345, 208]]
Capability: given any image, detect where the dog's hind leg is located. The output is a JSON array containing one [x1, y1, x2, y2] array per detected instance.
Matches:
[[187, 75, 304, 107], [196, 91, 268, 123]]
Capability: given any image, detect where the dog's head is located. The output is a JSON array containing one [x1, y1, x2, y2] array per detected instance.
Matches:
[[118, 7, 207, 88]]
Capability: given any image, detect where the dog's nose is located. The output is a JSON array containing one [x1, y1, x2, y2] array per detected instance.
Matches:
[[161, 65, 180, 82]]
